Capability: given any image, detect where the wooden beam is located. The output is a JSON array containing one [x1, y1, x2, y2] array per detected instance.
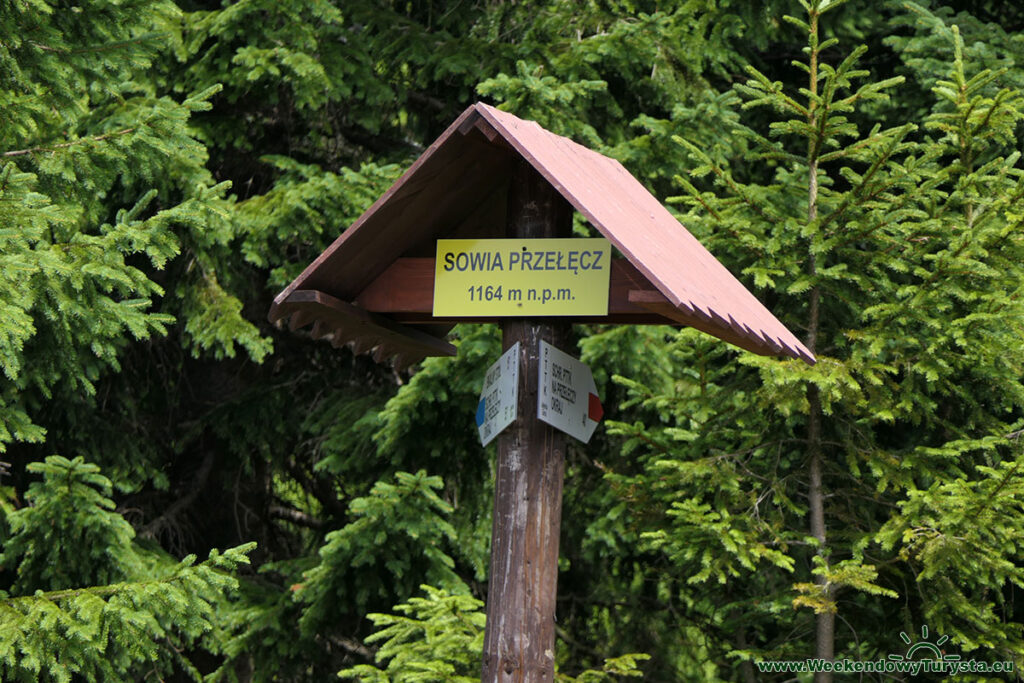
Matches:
[[269, 267, 795, 361], [628, 290, 779, 356], [355, 257, 677, 325], [272, 289, 456, 360], [287, 309, 316, 331]]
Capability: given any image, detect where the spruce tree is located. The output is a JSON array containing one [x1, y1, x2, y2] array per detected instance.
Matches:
[[603, 0, 1024, 678], [340, 585, 649, 682], [0, 0, 267, 469], [6, 0, 1021, 679], [0, 456, 253, 681], [1, 2, 259, 679]]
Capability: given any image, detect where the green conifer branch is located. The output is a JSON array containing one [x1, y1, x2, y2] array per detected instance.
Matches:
[[1, 128, 136, 158]]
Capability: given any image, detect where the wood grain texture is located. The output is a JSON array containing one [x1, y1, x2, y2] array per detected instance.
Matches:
[[482, 161, 571, 683], [354, 257, 677, 325], [270, 289, 456, 368]]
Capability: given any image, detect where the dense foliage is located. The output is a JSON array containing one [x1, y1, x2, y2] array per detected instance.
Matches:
[[1, 0, 1022, 680]]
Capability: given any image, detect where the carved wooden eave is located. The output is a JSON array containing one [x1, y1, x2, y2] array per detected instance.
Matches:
[[269, 103, 815, 368]]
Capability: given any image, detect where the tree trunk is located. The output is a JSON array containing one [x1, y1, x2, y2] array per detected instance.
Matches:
[[806, 8, 835, 680]]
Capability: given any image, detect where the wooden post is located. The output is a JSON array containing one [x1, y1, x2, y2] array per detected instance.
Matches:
[[481, 161, 572, 682]]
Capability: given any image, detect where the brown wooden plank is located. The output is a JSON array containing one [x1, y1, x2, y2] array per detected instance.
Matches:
[[355, 258, 434, 312], [392, 352, 425, 372], [473, 118, 500, 142], [287, 309, 315, 331], [272, 106, 484, 307], [310, 320, 330, 340], [628, 290, 781, 356], [274, 289, 456, 358], [355, 257, 678, 322], [285, 132, 514, 302], [349, 338, 379, 356]]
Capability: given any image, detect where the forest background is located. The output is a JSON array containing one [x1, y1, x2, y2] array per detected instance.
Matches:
[[1, 0, 1023, 680]]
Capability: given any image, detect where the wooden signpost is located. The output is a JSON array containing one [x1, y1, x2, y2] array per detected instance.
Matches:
[[482, 160, 571, 680], [269, 102, 814, 682]]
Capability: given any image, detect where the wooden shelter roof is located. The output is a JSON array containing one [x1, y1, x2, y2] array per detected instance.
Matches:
[[269, 102, 815, 367]]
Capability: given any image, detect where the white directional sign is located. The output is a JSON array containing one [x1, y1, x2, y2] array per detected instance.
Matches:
[[476, 342, 520, 447], [537, 340, 603, 444]]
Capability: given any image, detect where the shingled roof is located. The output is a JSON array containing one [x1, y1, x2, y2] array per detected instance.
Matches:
[[269, 102, 815, 367]]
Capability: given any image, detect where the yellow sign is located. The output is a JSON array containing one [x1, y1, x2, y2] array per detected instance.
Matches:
[[433, 238, 611, 317]]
